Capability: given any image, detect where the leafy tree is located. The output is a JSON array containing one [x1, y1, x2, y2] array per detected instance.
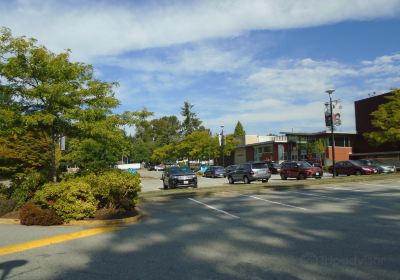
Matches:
[[152, 143, 179, 163], [233, 121, 245, 137], [365, 89, 400, 145], [151, 116, 181, 146], [177, 130, 219, 163], [133, 108, 154, 142], [180, 101, 203, 136], [0, 27, 136, 181], [223, 134, 240, 156], [0, 131, 52, 177], [129, 139, 152, 163]]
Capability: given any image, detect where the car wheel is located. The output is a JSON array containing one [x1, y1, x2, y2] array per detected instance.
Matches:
[[355, 170, 362, 176], [280, 174, 287, 180], [168, 181, 174, 189], [163, 182, 168, 190], [297, 173, 305, 180], [261, 179, 268, 183], [193, 182, 198, 188], [228, 176, 234, 184], [243, 176, 250, 184]]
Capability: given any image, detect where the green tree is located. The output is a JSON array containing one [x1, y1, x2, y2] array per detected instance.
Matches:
[[233, 121, 245, 137], [133, 108, 154, 142], [365, 89, 400, 145], [151, 116, 181, 146], [151, 143, 179, 163], [129, 139, 152, 163], [180, 101, 203, 136], [0, 131, 52, 177], [177, 131, 219, 163], [0, 27, 135, 181], [223, 134, 240, 157]]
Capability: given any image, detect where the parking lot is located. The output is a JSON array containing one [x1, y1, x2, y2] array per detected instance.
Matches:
[[138, 169, 333, 192], [1, 178, 399, 279]]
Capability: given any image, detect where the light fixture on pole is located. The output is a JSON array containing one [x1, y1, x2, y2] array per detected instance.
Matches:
[[326, 89, 336, 178], [220, 126, 225, 167]]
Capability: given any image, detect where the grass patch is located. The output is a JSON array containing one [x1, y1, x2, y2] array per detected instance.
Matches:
[[139, 173, 400, 202]]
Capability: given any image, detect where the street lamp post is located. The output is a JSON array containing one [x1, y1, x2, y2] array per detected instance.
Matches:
[[220, 126, 225, 167], [326, 89, 336, 178]]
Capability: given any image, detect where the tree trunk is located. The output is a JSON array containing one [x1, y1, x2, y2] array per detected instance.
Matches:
[[50, 134, 58, 182]]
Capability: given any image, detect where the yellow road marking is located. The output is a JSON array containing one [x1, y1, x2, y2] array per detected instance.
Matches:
[[0, 226, 126, 256]]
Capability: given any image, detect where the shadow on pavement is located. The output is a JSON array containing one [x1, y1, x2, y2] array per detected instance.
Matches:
[[0, 260, 28, 280]]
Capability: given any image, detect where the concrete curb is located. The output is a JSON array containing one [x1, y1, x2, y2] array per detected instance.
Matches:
[[0, 213, 143, 226], [0, 218, 20, 225], [66, 214, 143, 226]]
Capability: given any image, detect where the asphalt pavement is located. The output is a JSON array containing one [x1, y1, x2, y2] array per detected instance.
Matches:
[[1, 178, 399, 279]]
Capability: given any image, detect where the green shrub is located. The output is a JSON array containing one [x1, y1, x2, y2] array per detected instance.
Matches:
[[6, 170, 45, 207], [19, 203, 63, 226], [82, 170, 141, 210], [34, 181, 97, 222], [0, 198, 16, 216]]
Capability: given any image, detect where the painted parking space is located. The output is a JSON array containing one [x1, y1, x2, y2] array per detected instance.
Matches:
[[185, 179, 400, 221]]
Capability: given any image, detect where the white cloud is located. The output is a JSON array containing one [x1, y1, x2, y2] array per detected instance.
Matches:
[[246, 59, 357, 98], [197, 53, 400, 133], [99, 45, 251, 74], [1, 0, 399, 61]]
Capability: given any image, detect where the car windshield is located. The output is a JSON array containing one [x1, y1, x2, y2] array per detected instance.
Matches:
[[213, 166, 224, 171], [169, 166, 192, 174], [350, 160, 363, 166], [252, 163, 267, 169], [299, 161, 312, 168], [369, 160, 383, 165]]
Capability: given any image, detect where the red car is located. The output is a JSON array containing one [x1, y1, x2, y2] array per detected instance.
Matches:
[[329, 160, 378, 176], [280, 161, 323, 180]]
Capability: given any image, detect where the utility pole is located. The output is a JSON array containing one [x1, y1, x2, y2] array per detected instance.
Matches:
[[220, 126, 225, 167], [326, 89, 336, 178]]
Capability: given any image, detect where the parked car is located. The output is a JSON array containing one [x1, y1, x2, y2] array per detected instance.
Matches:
[[306, 161, 323, 168], [161, 166, 197, 189], [227, 162, 271, 184], [329, 160, 379, 176], [147, 164, 165, 171], [280, 161, 323, 180], [358, 159, 396, 173], [204, 166, 226, 178], [265, 161, 281, 174], [127, 168, 137, 174], [225, 164, 238, 174]]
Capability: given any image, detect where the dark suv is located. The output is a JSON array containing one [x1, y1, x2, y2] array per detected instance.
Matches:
[[162, 166, 197, 189], [280, 161, 323, 180], [204, 166, 226, 178], [227, 162, 271, 184]]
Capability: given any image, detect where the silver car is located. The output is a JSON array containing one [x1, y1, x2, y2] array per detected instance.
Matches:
[[227, 162, 271, 184], [358, 159, 396, 173]]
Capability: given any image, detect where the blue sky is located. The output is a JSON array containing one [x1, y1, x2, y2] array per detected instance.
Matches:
[[1, 0, 400, 135]]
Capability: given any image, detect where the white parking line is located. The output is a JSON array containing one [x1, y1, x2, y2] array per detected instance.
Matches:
[[188, 198, 240, 219], [289, 191, 360, 202], [360, 183, 399, 188], [324, 186, 363, 192], [241, 195, 308, 210]]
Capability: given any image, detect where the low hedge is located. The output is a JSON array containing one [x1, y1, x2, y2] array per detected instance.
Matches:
[[19, 203, 63, 226], [34, 180, 97, 222], [31, 170, 141, 222], [82, 170, 141, 210]]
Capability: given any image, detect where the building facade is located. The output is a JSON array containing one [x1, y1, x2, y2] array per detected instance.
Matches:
[[351, 91, 400, 166], [230, 132, 355, 166]]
